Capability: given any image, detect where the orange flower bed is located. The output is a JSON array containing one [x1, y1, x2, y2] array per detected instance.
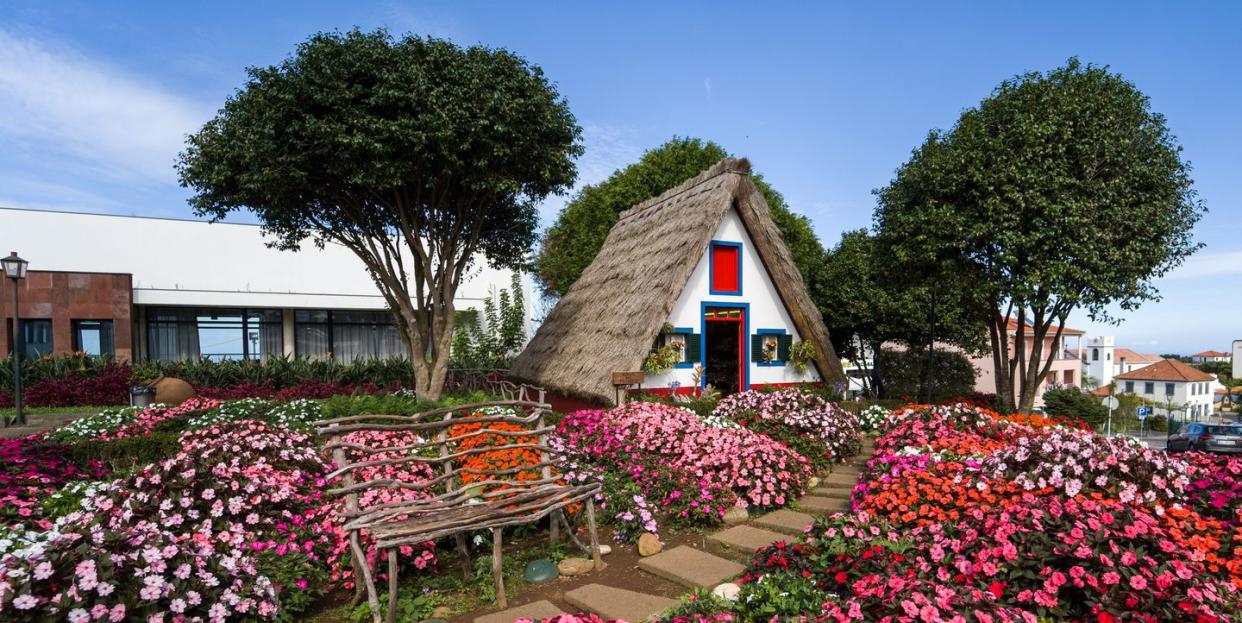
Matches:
[[448, 416, 544, 494], [856, 460, 1034, 526]]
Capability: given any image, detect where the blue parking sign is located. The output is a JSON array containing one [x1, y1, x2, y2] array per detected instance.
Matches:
[[1136, 406, 1151, 419]]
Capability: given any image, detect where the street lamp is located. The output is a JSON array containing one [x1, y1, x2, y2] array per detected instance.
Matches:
[[2, 252, 29, 427]]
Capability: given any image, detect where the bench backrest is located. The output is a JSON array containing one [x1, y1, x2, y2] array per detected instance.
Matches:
[[314, 399, 560, 528]]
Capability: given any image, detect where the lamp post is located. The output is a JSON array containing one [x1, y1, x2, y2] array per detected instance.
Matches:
[[2, 252, 29, 427]]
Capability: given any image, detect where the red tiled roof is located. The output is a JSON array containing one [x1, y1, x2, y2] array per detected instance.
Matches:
[[1090, 386, 1113, 397], [1192, 350, 1230, 358], [1113, 348, 1162, 364], [1004, 317, 1085, 336], [1114, 358, 1216, 382]]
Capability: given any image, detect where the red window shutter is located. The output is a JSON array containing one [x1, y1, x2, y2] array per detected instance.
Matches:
[[711, 244, 740, 293]]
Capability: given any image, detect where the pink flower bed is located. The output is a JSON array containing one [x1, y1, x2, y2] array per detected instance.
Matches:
[[555, 402, 813, 529], [0, 420, 440, 621], [99, 397, 221, 440], [712, 389, 861, 465], [0, 437, 109, 526], [723, 403, 1242, 622]]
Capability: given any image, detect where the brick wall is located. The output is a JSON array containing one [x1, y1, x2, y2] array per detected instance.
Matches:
[[0, 271, 134, 360]]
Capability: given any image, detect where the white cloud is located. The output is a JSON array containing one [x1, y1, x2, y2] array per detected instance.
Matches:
[[0, 29, 209, 184], [1164, 249, 1242, 280]]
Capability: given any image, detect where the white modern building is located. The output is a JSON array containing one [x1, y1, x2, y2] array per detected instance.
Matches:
[[0, 207, 530, 363]]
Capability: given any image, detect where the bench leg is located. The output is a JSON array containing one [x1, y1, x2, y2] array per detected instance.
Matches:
[[386, 550, 399, 623], [549, 510, 560, 543], [586, 497, 603, 570], [455, 533, 473, 580], [492, 527, 506, 608], [349, 531, 382, 623]]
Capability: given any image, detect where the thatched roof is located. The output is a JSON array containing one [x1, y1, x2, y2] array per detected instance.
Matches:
[[511, 158, 845, 404]]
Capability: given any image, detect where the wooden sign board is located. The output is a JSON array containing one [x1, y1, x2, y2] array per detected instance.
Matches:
[[611, 371, 644, 386]]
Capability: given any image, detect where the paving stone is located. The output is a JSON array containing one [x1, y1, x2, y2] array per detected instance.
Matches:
[[812, 487, 852, 499], [474, 600, 564, 623], [752, 509, 815, 536], [637, 545, 744, 588], [564, 583, 678, 623], [799, 495, 851, 514], [823, 472, 859, 485], [706, 525, 788, 559]]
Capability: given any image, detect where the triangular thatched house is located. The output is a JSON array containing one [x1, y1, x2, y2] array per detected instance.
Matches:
[[512, 158, 845, 405]]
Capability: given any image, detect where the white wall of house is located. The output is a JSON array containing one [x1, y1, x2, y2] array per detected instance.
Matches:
[[0, 207, 529, 320], [1116, 377, 1216, 420], [644, 207, 821, 391], [1234, 340, 1242, 380]]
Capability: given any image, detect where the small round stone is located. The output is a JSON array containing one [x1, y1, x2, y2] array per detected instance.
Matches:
[[637, 532, 663, 556], [711, 582, 741, 602], [524, 558, 558, 583]]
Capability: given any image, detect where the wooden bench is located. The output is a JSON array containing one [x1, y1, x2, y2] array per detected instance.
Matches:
[[316, 399, 603, 623]]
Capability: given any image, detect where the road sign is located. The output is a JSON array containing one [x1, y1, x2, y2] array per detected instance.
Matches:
[[1136, 406, 1151, 420], [1103, 396, 1119, 410]]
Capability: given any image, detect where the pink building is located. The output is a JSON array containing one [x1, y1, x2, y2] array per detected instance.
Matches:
[[969, 318, 1086, 407]]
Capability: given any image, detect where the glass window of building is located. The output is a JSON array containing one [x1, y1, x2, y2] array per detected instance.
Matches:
[[147, 307, 283, 362], [72, 320, 114, 357], [294, 309, 405, 363], [8, 319, 53, 357]]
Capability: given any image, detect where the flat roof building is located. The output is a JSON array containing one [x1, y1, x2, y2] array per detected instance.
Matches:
[[0, 207, 528, 363]]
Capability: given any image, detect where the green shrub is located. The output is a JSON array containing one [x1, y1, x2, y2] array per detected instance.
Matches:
[[69, 432, 182, 474], [1042, 387, 1108, 426], [875, 348, 977, 403]]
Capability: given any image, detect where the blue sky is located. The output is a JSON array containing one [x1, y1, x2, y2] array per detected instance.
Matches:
[[1, 1, 1238, 353]]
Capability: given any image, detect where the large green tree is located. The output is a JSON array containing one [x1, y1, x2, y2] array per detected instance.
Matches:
[[818, 229, 984, 397], [875, 59, 1204, 411], [178, 30, 582, 399], [534, 137, 824, 297]]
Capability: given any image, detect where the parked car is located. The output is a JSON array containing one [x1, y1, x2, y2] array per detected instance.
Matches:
[[1167, 423, 1242, 454]]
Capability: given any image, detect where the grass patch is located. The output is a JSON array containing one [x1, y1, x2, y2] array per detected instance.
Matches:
[[0, 404, 126, 417]]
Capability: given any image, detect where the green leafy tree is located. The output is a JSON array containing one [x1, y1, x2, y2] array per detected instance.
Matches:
[[451, 273, 527, 368], [534, 136, 824, 297], [817, 229, 984, 397], [875, 59, 1204, 412], [875, 348, 977, 404], [177, 30, 581, 399]]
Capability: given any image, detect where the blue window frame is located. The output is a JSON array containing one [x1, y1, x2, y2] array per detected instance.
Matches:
[[708, 241, 743, 296], [754, 328, 788, 367]]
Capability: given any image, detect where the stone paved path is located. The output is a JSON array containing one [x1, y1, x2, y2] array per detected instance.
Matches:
[[474, 436, 877, 623]]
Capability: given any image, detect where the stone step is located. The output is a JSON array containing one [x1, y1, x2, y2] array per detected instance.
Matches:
[[812, 487, 852, 499], [752, 509, 815, 536], [798, 495, 851, 514], [564, 584, 678, 623], [474, 600, 565, 623], [816, 480, 854, 490], [637, 545, 745, 589], [705, 525, 789, 561], [822, 472, 859, 485]]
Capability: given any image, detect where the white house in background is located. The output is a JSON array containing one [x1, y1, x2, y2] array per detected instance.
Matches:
[[1190, 350, 1232, 364], [1114, 358, 1217, 421], [1075, 336, 1162, 388]]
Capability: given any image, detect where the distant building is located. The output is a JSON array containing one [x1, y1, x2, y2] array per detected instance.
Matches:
[[1190, 350, 1232, 364], [1074, 336, 1162, 388], [1114, 358, 1217, 421]]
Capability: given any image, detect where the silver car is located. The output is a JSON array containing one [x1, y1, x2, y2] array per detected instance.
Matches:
[[1167, 424, 1242, 454]]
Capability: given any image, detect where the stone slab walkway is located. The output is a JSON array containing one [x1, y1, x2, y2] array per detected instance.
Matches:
[[476, 436, 877, 623], [637, 545, 745, 589], [563, 584, 679, 623]]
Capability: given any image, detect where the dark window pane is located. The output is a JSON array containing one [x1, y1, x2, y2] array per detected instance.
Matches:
[[18, 319, 53, 357]]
